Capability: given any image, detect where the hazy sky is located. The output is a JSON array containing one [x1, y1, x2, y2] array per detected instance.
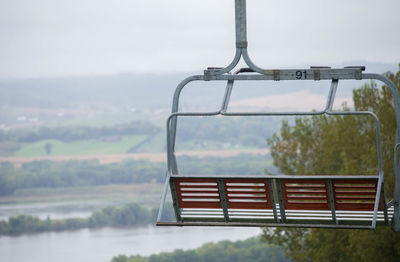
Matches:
[[0, 0, 399, 79]]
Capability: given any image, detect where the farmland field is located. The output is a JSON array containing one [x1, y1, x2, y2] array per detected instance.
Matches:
[[0, 148, 270, 165], [14, 135, 148, 157], [0, 183, 163, 206]]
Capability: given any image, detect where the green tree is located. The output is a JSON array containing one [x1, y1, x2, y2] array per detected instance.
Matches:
[[263, 66, 400, 262], [44, 142, 53, 155]]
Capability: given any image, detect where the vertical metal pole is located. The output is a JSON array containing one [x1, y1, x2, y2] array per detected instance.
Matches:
[[170, 178, 182, 222], [381, 184, 389, 225], [157, 172, 171, 222], [393, 142, 400, 230], [372, 177, 383, 229], [276, 179, 286, 223], [327, 179, 337, 224], [218, 179, 230, 222], [235, 0, 248, 49], [221, 80, 234, 112], [268, 179, 279, 222], [325, 79, 339, 112]]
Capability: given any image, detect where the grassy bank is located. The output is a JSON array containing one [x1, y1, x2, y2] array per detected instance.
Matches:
[[0, 202, 174, 236]]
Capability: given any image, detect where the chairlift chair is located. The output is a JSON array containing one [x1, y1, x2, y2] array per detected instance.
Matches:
[[156, 0, 400, 231]]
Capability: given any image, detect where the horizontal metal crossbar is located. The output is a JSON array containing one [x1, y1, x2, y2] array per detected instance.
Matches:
[[170, 174, 380, 180], [156, 222, 374, 230]]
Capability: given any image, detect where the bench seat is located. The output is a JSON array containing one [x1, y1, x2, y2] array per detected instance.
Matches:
[[165, 175, 389, 228]]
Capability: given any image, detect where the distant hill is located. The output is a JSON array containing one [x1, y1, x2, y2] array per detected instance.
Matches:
[[0, 62, 396, 109]]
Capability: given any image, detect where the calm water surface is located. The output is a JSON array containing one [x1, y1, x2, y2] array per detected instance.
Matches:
[[0, 225, 261, 262]]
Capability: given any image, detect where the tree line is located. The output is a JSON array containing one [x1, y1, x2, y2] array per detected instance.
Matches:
[[111, 237, 290, 262], [0, 121, 161, 143], [176, 117, 281, 148], [0, 154, 271, 196], [0, 202, 175, 236]]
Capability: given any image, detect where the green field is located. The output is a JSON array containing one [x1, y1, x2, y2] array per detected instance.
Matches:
[[15, 135, 148, 157], [0, 183, 163, 207]]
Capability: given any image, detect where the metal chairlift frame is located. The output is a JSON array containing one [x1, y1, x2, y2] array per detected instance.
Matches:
[[156, 0, 400, 231]]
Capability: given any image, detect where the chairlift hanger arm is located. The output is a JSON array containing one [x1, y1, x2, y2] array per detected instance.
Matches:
[[158, 0, 400, 231]]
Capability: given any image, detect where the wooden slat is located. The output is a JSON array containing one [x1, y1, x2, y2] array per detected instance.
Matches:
[[281, 179, 331, 210], [224, 178, 273, 209], [174, 178, 222, 209], [334, 185, 376, 188], [284, 185, 326, 189], [226, 191, 266, 194], [180, 195, 220, 199], [228, 196, 268, 199], [178, 184, 219, 188], [180, 190, 219, 194], [286, 190, 326, 194], [332, 178, 381, 211], [287, 196, 329, 200], [334, 191, 376, 195], [335, 196, 375, 200], [226, 185, 266, 189]]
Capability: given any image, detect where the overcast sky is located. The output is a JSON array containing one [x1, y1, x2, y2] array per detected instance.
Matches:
[[0, 0, 399, 79]]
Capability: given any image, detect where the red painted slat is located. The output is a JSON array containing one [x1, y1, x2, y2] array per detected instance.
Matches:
[[286, 196, 329, 200], [224, 178, 273, 209], [174, 178, 222, 209], [178, 185, 219, 189], [180, 190, 219, 194], [180, 195, 220, 199], [226, 185, 266, 190], [332, 178, 381, 211], [284, 185, 326, 189], [281, 179, 331, 210], [335, 196, 376, 200], [334, 191, 376, 195], [228, 196, 268, 199], [178, 201, 222, 209], [286, 190, 327, 193]]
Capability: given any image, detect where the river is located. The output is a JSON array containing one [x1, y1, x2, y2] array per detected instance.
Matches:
[[0, 225, 261, 262]]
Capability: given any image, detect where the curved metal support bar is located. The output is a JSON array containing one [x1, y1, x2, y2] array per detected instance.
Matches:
[[169, 75, 204, 173], [394, 142, 400, 230], [202, 0, 247, 77], [327, 110, 383, 228], [327, 111, 383, 178], [241, 48, 271, 75], [362, 73, 400, 131], [166, 110, 221, 173], [362, 73, 400, 231], [168, 78, 235, 173], [395, 143, 400, 179], [212, 48, 242, 76]]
